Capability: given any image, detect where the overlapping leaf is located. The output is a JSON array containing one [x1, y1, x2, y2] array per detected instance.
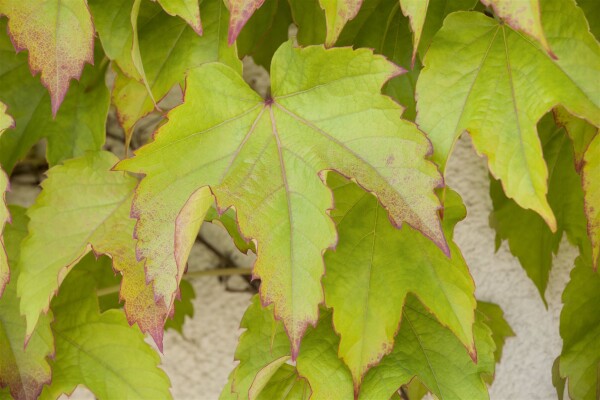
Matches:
[[319, 0, 363, 46], [16, 152, 196, 348], [0, 207, 53, 400], [0, 101, 13, 296], [0, 0, 94, 115], [226, 0, 266, 44], [417, 0, 600, 230], [553, 106, 598, 171], [157, 0, 202, 34], [481, 0, 552, 55], [111, 0, 241, 139], [323, 175, 476, 386], [490, 114, 590, 299], [40, 266, 172, 399], [225, 294, 500, 400], [582, 135, 600, 269], [235, 0, 292, 69], [358, 296, 496, 400], [288, 0, 327, 45], [476, 301, 514, 366], [221, 295, 291, 399], [398, 0, 477, 63], [0, 25, 109, 172], [117, 41, 447, 354], [557, 257, 600, 400]]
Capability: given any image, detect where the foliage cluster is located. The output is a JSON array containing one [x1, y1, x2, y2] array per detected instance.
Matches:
[[0, 0, 598, 399]]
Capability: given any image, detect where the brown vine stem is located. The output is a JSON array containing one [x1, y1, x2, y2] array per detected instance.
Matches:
[[95, 267, 253, 297]]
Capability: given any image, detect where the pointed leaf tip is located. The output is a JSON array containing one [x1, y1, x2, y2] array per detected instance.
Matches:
[[3, 0, 95, 116], [227, 0, 267, 45]]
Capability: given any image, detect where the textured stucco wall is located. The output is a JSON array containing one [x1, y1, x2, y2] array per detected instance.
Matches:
[[8, 61, 575, 400]]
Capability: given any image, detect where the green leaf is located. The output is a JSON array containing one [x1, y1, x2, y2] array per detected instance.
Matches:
[[553, 106, 598, 171], [0, 206, 53, 400], [253, 364, 310, 400], [323, 175, 476, 386], [398, 0, 477, 63], [157, 0, 202, 34], [416, 0, 600, 230], [88, 0, 141, 80], [223, 295, 291, 399], [0, 27, 110, 172], [40, 266, 172, 399], [582, 134, 600, 269], [164, 278, 196, 334], [116, 41, 447, 354], [558, 257, 600, 400], [577, 0, 600, 40], [553, 357, 566, 400], [225, 0, 266, 44], [476, 301, 514, 366], [489, 114, 590, 300], [319, 0, 364, 46], [289, 0, 327, 45], [112, 0, 241, 139], [398, 0, 427, 63], [235, 0, 293, 70], [358, 296, 495, 400], [0, 0, 94, 115], [0, 102, 14, 296], [16, 151, 179, 348], [296, 309, 354, 399], [481, 0, 552, 55], [205, 207, 256, 254]]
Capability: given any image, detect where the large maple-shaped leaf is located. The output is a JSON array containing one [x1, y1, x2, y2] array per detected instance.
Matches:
[[225, 0, 266, 44], [558, 257, 600, 400], [490, 114, 590, 300], [0, 101, 13, 296], [16, 152, 206, 348], [0, 26, 110, 172], [157, 0, 202, 34], [112, 0, 241, 140], [358, 296, 496, 400], [0, 0, 94, 116], [323, 174, 476, 387], [0, 206, 53, 400], [481, 0, 552, 55], [40, 266, 172, 399], [116, 41, 447, 354], [319, 0, 363, 46], [416, 0, 600, 230]]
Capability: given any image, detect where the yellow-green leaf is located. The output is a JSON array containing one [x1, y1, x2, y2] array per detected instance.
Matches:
[[40, 266, 172, 399], [0, 0, 94, 115], [319, 0, 364, 46], [582, 134, 600, 269], [416, 0, 600, 231], [0, 102, 14, 296], [116, 41, 447, 354], [558, 257, 600, 400], [112, 0, 241, 140], [157, 0, 202, 34], [323, 175, 476, 387], [16, 152, 179, 348], [0, 207, 53, 400]]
